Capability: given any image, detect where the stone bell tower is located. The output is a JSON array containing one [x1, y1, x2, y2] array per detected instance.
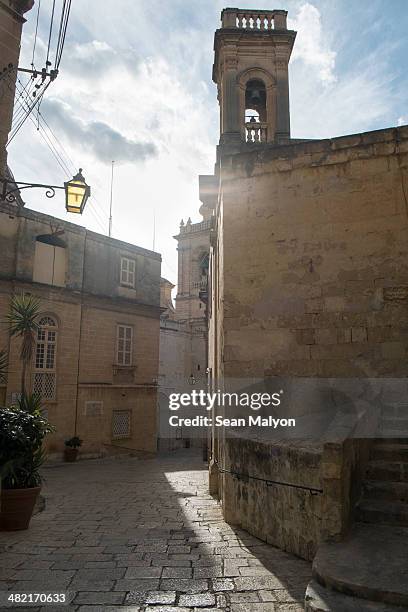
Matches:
[[213, 7, 296, 147]]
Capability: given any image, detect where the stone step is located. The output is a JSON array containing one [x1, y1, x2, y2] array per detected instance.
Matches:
[[371, 444, 408, 462], [356, 499, 408, 526], [312, 524, 408, 606], [382, 405, 408, 418], [374, 435, 408, 445], [382, 417, 408, 429], [366, 460, 408, 482], [363, 480, 408, 502], [305, 580, 403, 612], [377, 419, 408, 442]]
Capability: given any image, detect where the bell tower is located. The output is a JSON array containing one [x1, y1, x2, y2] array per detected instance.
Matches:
[[212, 8, 296, 147]]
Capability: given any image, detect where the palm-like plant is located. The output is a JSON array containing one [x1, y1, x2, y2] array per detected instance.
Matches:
[[0, 349, 7, 385], [6, 294, 43, 396]]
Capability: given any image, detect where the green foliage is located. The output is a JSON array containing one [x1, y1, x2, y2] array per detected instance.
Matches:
[[0, 350, 7, 384], [0, 393, 55, 490], [64, 436, 83, 448], [5, 294, 43, 395]]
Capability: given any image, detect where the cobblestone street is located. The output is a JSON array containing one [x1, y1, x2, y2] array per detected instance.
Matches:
[[0, 450, 311, 611]]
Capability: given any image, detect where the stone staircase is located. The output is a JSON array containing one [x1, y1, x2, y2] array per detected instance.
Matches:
[[305, 406, 408, 611]]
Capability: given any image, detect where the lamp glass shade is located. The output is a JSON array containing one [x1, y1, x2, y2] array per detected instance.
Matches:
[[65, 169, 90, 214]]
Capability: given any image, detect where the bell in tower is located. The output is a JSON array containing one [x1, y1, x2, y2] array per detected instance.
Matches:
[[212, 8, 297, 147]]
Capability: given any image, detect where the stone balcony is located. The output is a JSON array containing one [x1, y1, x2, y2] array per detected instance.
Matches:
[[192, 279, 208, 292], [179, 219, 213, 235], [221, 8, 288, 30]]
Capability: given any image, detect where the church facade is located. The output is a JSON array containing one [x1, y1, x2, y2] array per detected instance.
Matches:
[[157, 191, 213, 449]]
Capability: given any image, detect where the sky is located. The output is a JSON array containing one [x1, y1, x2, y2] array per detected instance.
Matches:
[[7, 0, 408, 285]]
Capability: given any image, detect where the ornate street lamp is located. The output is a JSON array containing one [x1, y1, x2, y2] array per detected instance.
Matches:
[[0, 169, 91, 215], [64, 169, 91, 214]]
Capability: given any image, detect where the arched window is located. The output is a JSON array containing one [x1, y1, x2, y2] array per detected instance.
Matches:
[[199, 254, 209, 277], [33, 316, 58, 400], [245, 79, 266, 121], [244, 79, 267, 143]]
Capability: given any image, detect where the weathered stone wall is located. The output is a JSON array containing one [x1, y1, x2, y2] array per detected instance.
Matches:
[[222, 437, 323, 561], [220, 126, 408, 380], [209, 125, 408, 559]]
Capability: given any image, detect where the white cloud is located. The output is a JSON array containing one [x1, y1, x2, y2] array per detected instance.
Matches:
[[398, 116, 408, 126], [289, 3, 337, 84], [7, 0, 407, 283], [9, 34, 217, 282]]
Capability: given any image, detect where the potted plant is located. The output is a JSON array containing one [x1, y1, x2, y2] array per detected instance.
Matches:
[[64, 436, 83, 462], [0, 394, 54, 530]]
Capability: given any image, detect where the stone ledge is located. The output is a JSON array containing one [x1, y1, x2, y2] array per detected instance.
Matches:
[[305, 579, 403, 612], [223, 125, 408, 178], [312, 523, 408, 606]]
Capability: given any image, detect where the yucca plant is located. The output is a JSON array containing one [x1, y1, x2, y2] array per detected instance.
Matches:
[[0, 349, 7, 385], [6, 294, 42, 396]]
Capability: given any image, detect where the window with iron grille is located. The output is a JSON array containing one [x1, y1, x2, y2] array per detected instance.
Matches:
[[112, 409, 131, 439], [116, 324, 133, 366], [120, 257, 136, 287], [33, 316, 57, 400]]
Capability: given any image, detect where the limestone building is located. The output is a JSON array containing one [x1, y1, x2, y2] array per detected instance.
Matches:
[[157, 190, 213, 449], [157, 277, 188, 449], [0, 201, 161, 456], [0, 0, 161, 458], [205, 7, 408, 609]]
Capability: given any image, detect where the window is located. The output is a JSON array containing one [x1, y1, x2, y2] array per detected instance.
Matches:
[[84, 401, 103, 417], [33, 236, 66, 287], [112, 409, 131, 439], [33, 316, 57, 400], [199, 253, 209, 276], [120, 257, 136, 287], [116, 325, 133, 366]]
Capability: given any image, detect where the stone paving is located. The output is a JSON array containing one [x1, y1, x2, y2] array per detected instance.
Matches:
[[0, 450, 311, 611]]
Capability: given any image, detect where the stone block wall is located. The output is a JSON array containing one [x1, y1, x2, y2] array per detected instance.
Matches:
[[218, 126, 408, 380], [209, 125, 408, 560], [222, 437, 323, 560]]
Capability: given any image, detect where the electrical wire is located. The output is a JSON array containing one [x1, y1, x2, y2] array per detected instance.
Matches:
[[7, 0, 73, 147], [7, 79, 51, 144], [54, 0, 67, 65], [55, 0, 72, 70], [45, 0, 56, 68], [31, 0, 42, 69], [10, 78, 115, 237]]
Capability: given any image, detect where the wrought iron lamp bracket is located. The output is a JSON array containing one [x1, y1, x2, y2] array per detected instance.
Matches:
[[0, 179, 63, 204]]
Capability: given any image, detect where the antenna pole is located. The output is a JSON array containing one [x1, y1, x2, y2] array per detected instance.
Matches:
[[108, 160, 114, 237], [153, 210, 156, 251]]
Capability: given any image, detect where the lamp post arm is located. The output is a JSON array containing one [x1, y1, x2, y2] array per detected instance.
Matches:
[[0, 179, 64, 204]]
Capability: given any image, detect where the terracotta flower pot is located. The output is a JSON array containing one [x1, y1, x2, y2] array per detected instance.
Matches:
[[64, 447, 79, 462], [0, 486, 41, 531]]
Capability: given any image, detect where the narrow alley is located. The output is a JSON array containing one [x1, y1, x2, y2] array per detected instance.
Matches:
[[0, 451, 311, 611]]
